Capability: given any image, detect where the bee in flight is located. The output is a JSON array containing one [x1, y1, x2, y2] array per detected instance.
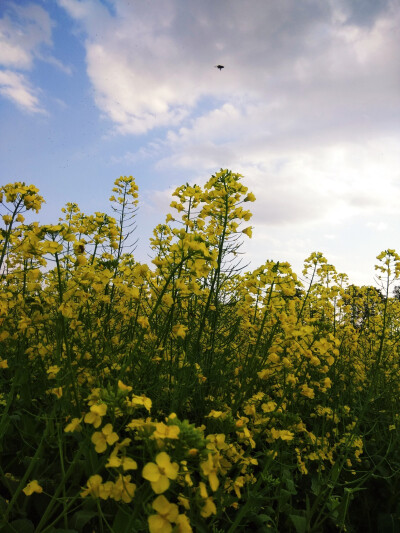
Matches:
[[214, 65, 224, 70]]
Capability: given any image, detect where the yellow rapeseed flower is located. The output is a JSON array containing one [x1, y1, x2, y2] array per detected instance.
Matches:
[[267, 352, 280, 364], [23, 480, 43, 496], [232, 476, 245, 498], [152, 422, 180, 440], [206, 410, 224, 419], [300, 384, 315, 399], [200, 453, 219, 492], [162, 294, 174, 307], [261, 401, 277, 413], [206, 434, 228, 451], [127, 394, 152, 412], [111, 474, 136, 503], [270, 428, 294, 441], [91, 423, 119, 453], [81, 475, 103, 498], [46, 365, 61, 379], [244, 192, 256, 202], [175, 514, 193, 532], [137, 316, 149, 328], [242, 226, 253, 238], [178, 494, 190, 510], [58, 302, 74, 318], [84, 403, 107, 428], [171, 324, 187, 339], [198, 482, 217, 518], [106, 454, 138, 471], [118, 380, 132, 392], [148, 495, 179, 533], [49, 387, 63, 398], [64, 417, 83, 433], [142, 452, 179, 494]]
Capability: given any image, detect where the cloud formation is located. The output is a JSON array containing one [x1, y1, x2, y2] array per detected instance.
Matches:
[[0, 1, 69, 112], [0, 3, 52, 69], [2, 0, 398, 283], [57, 0, 400, 249], [0, 69, 44, 113], [59, 0, 399, 133]]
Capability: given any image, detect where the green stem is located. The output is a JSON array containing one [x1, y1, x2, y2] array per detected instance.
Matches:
[[2, 420, 50, 524]]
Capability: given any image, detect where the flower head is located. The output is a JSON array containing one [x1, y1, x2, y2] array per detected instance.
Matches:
[[198, 482, 217, 518], [84, 403, 107, 428], [64, 417, 83, 433], [152, 422, 180, 440], [23, 480, 43, 496], [148, 495, 179, 533], [142, 452, 179, 494], [200, 453, 220, 491], [81, 475, 103, 498], [106, 453, 138, 471], [111, 474, 136, 503], [91, 423, 119, 453], [175, 514, 193, 532]]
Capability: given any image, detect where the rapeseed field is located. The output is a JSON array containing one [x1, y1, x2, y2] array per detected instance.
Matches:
[[1, 170, 399, 532]]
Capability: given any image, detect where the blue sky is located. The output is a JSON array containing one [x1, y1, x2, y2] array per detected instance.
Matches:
[[1, 0, 399, 285]]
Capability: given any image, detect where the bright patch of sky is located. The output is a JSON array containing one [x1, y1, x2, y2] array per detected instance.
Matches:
[[1, 0, 399, 286]]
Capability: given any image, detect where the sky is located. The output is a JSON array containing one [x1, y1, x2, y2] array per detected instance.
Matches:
[[0, 0, 399, 286]]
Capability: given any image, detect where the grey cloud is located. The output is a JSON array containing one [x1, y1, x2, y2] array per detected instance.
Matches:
[[346, 192, 383, 208], [59, 0, 399, 140], [58, 0, 400, 232], [340, 0, 395, 27]]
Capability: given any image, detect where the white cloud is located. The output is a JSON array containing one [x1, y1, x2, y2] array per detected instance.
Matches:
[[0, 69, 45, 113], [59, 0, 399, 136], [59, 0, 400, 247], [155, 104, 400, 226], [0, 1, 71, 112], [54, 0, 400, 283], [86, 41, 191, 134], [0, 3, 52, 69]]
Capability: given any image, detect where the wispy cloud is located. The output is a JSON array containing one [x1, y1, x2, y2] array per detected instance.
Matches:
[[0, 1, 70, 112], [0, 69, 45, 113], [0, 3, 52, 69]]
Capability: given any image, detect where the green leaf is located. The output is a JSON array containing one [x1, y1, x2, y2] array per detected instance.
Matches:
[[330, 461, 341, 483], [278, 488, 293, 505], [247, 513, 273, 527], [282, 469, 297, 494], [311, 475, 322, 496], [70, 510, 97, 531], [289, 514, 307, 533]]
